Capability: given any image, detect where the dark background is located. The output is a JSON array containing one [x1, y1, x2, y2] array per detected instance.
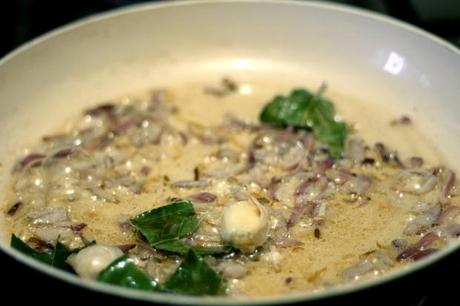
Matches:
[[1, 0, 459, 305], [0, 0, 460, 57]]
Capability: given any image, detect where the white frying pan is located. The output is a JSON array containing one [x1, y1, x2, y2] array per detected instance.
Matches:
[[1, 1, 460, 304]]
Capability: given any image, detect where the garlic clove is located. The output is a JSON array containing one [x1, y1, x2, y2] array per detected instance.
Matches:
[[221, 196, 269, 253], [67, 244, 123, 280]]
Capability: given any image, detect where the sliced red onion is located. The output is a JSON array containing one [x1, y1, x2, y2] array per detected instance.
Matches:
[[268, 177, 282, 200], [85, 103, 115, 116], [404, 203, 441, 235], [15, 153, 46, 171], [287, 201, 315, 227], [269, 208, 288, 241], [300, 132, 315, 153], [187, 192, 217, 203], [33, 226, 73, 243], [282, 144, 306, 171], [443, 223, 460, 238], [411, 248, 438, 261], [391, 239, 408, 250], [223, 113, 260, 132], [408, 157, 424, 168], [374, 143, 403, 167], [294, 178, 316, 196], [111, 117, 140, 134], [117, 244, 137, 253], [137, 241, 158, 255], [295, 177, 328, 203], [397, 232, 439, 261], [312, 202, 327, 221], [342, 260, 375, 281], [315, 157, 334, 175], [343, 175, 372, 195], [396, 169, 438, 194], [171, 180, 209, 189], [230, 189, 249, 201], [435, 205, 460, 225], [326, 168, 351, 185], [118, 216, 135, 233], [439, 170, 456, 204], [415, 231, 439, 248], [217, 262, 247, 279], [28, 207, 69, 225], [69, 223, 87, 233], [52, 148, 78, 159], [346, 139, 366, 163], [374, 143, 389, 162]]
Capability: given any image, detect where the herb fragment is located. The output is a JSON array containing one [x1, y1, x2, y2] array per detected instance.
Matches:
[[11, 234, 73, 271], [98, 255, 160, 291], [260, 85, 347, 158]]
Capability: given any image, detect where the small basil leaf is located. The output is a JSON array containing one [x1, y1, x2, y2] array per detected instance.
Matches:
[[131, 201, 233, 256], [163, 250, 226, 296], [98, 255, 160, 291], [131, 200, 199, 244], [11, 234, 73, 271], [11, 234, 52, 264], [50, 242, 74, 271], [259, 86, 347, 158]]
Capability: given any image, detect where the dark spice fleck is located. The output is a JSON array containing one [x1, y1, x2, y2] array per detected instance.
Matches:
[[7, 201, 22, 216], [140, 166, 151, 176], [314, 228, 321, 239], [163, 175, 170, 182], [285, 277, 293, 284], [432, 167, 443, 176], [361, 158, 375, 166], [222, 78, 238, 92], [375, 143, 389, 162], [390, 115, 411, 126], [193, 167, 200, 181]]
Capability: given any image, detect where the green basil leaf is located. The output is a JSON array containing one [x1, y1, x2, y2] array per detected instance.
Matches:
[[98, 255, 160, 291], [131, 200, 199, 244], [50, 241, 74, 271], [11, 234, 73, 271], [131, 201, 232, 256], [163, 250, 226, 296], [259, 86, 347, 158], [11, 234, 52, 264]]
